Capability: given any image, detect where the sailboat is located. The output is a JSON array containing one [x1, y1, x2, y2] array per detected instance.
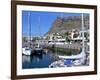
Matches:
[[22, 12, 32, 55], [58, 13, 86, 65], [32, 16, 44, 55]]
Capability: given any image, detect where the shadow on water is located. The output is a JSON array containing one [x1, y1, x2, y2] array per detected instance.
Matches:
[[30, 51, 44, 62], [22, 49, 55, 69], [22, 50, 45, 64]]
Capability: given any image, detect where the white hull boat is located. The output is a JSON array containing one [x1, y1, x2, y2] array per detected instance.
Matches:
[[59, 14, 86, 64], [22, 47, 31, 55]]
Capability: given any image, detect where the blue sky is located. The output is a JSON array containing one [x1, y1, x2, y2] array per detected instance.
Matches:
[[22, 11, 88, 37]]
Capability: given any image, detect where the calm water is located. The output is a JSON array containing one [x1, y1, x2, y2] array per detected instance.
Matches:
[[22, 52, 57, 69], [22, 48, 81, 69]]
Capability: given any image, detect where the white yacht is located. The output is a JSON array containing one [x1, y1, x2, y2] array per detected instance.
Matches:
[[22, 47, 31, 55], [22, 12, 32, 55]]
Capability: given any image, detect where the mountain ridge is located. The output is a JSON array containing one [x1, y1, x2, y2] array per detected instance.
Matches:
[[46, 15, 89, 35]]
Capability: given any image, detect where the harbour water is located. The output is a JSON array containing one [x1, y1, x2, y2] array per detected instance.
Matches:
[[22, 51, 58, 69], [22, 48, 89, 69]]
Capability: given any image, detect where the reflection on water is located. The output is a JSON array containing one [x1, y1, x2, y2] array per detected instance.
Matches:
[[22, 55, 31, 63], [22, 48, 86, 69], [22, 52, 56, 69]]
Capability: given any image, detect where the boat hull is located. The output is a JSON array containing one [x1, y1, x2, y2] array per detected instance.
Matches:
[[22, 48, 31, 55]]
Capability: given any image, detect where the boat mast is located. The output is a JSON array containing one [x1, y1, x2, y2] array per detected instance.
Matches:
[[28, 12, 31, 48], [82, 13, 85, 52], [38, 16, 41, 48], [61, 12, 63, 18], [38, 16, 41, 37]]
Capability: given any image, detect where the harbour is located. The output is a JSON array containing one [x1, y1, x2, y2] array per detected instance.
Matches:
[[22, 11, 90, 69], [22, 42, 89, 69]]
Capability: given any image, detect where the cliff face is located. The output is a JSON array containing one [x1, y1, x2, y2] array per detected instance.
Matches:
[[46, 15, 89, 35]]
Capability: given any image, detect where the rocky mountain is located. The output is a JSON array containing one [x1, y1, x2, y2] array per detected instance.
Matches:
[[46, 15, 89, 35]]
